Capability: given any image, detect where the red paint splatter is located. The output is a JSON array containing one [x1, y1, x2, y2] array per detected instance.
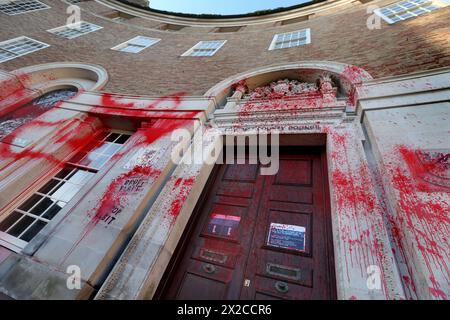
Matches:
[[389, 145, 449, 299], [167, 177, 196, 221], [429, 276, 447, 299], [341, 65, 372, 85], [60, 117, 197, 263], [99, 92, 188, 110]]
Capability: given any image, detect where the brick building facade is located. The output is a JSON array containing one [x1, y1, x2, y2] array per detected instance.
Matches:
[[0, 0, 449, 300]]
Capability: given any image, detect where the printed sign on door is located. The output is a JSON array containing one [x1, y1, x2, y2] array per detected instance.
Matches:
[[267, 223, 306, 252], [207, 214, 241, 238]]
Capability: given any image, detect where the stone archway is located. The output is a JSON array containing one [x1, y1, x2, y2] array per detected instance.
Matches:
[[205, 61, 372, 111], [0, 62, 108, 118], [10, 62, 109, 93]]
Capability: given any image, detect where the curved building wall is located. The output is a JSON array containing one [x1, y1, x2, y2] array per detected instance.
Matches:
[[0, 0, 449, 301], [0, 0, 448, 95]]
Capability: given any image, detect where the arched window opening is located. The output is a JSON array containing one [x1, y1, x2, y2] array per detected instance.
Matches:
[[0, 88, 78, 140]]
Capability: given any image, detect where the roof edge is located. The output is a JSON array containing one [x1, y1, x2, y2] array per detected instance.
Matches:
[[119, 0, 326, 19]]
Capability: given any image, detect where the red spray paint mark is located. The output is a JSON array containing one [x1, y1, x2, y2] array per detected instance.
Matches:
[[92, 165, 160, 223], [401, 275, 417, 299], [341, 65, 371, 85], [429, 276, 447, 299], [398, 146, 449, 192], [328, 130, 391, 297], [389, 145, 449, 299], [93, 119, 195, 222], [0, 91, 90, 168], [333, 165, 376, 212], [340, 65, 372, 106], [0, 76, 208, 266], [0, 118, 86, 166], [99, 92, 187, 110], [60, 118, 197, 263], [231, 79, 248, 92], [167, 176, 196, 221]]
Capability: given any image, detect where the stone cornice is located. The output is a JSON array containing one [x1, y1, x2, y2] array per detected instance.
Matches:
[[95, 0, 358, 27]]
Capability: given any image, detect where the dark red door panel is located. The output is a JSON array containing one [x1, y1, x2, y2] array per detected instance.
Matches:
[[160, 149, 336, 300], [240, 154, 335, 300], [162, 163, 265, 299]]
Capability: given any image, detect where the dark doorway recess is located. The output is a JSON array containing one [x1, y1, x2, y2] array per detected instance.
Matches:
[[156, 146, 336, 300]]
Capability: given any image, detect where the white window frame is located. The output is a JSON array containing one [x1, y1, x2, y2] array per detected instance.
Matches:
[[374, 0, 450, 24], [0, 36, 49, 63], [268, 28, 311, 51], [0, 130, 132, 253], [111, 36, 161, 53], [0, 232, 27, 253], [47, 21, 103, 39], [181, 40, 227, 57], [0, 0, 50, 16]]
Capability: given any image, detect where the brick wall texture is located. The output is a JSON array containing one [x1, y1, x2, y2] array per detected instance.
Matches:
[[0, 0, 449, 96]]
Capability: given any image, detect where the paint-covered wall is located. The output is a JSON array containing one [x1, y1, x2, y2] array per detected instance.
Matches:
[[0, 0, 449, 301], [359, 70, 450, 299], [0, 62, 448, 300]]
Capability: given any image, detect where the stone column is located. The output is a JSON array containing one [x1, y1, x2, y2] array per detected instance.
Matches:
[[222, 82, 248, 111]]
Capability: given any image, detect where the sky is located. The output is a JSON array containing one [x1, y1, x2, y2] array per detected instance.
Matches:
[[149, 0, 312, 15]]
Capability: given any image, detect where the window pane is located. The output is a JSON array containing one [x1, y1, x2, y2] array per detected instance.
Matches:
[[115, 134, 131, 144], [38, 179, 61, 195], [20, 220, 47, 242], [49, 22, 102, 39], [185, 41, 225, 56], [80, 152, 100, 167], [51, 182, 82, 203], [0, 211, 23, 232], [106, 133, 120, 142], [55, 167, 76, 180], [68, 170, 95, 185], [30, 197, 55, 215], [18, 194, 43, 212], [130, 37, 156, 46], [7, 215, 35, 237], [41, 202, 64, 220], [103, 143, 122, 156], [89, 155, 110, 169], [0, 49, 16, 62], [91, 142, 112, 154], [271, 30, 309, 50], [120, 45, 143, 53]]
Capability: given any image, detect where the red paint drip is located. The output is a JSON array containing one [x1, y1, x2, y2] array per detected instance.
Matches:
[[99, 92, 187, 110], [390, 145, 449, 299], [167, 176, 196, 221]]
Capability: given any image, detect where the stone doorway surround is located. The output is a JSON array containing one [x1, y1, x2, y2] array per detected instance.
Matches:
[[97, 61, 450, 300]]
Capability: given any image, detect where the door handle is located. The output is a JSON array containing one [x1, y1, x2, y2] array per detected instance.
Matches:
[[202, 263, 216, 274], [275, 281, 289, 294]]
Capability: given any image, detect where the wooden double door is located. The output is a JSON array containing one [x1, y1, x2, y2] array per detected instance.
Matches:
[[157, 147, 336, 300]]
